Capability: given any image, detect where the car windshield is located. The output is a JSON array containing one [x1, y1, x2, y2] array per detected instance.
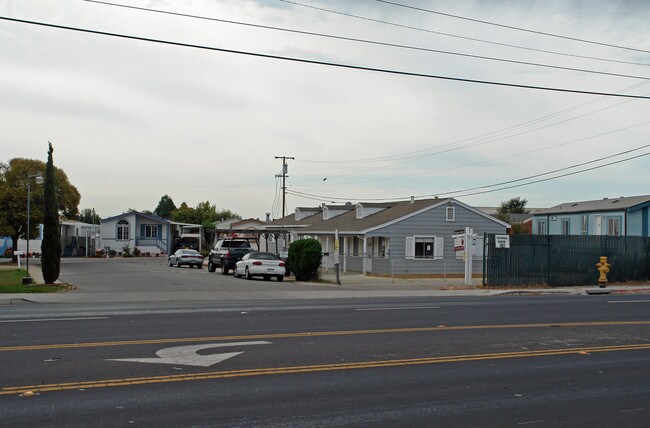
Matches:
[[253, 252, 278, 260]]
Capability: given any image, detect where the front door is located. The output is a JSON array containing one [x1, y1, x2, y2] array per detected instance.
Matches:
[[594, 215, 602, 235]]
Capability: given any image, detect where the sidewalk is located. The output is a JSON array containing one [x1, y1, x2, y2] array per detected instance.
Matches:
[[2, 259, 649, 305]]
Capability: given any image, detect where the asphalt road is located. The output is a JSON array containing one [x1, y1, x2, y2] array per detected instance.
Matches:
[[2, 276, 650, 427]]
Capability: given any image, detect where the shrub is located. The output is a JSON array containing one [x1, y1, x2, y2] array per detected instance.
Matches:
[[287, 238, 322, 281], [133, 247, 141, 257], [122, 244, 131, 256], [109, 249, 117, 257]]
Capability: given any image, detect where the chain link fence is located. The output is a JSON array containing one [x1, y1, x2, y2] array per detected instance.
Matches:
[[483, 234, 650, 287]]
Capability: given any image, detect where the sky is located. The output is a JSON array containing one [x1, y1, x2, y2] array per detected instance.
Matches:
[[1, 0, 649, 220]]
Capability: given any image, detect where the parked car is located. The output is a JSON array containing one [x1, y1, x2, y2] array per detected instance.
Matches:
[[168, 249, 204, 268], [234, 252, 285, 282], [208, 238, 254, 275]]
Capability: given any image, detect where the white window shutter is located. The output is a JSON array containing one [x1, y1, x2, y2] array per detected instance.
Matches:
[[405, 237, 415, 259], [434, 237, 444, 260]]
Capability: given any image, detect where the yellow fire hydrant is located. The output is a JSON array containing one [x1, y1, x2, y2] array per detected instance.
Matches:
[[596, 256, 610, 287]]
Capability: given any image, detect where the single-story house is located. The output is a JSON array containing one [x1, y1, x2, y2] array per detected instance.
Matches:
[[100, 211, 202, 255], [531, 194, 650, 237], [266, 198, 510, 275]]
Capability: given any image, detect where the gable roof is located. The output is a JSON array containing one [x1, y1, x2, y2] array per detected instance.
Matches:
[[101, 211, 200, 227], [267, 198, 509, 233], [534, 195, 650, 215]]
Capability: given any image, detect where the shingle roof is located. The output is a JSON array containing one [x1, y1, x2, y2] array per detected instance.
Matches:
[[534, 195, 650, 215], [266, 198, 509, 233]]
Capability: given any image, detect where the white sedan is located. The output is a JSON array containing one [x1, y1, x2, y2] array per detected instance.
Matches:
[[234, 252, 285, 282]]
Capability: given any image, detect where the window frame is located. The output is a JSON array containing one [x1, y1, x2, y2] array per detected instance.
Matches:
[[116, 219, 130, 241], [144, 224, 159, 239], [446, 206, 455, 222], [405, 236, 444, 260]]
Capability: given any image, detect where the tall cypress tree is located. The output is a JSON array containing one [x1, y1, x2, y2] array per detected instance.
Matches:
[[41, 143, 61, 283]]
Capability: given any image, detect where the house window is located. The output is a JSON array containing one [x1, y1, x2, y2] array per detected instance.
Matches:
[[116, 219, 130, 240], [378, 237, 388, 258], [446, 206, 455, 222], [537, 220, 547, 235], [144, 225, 159, 238], [581, 215, 588, 235], [405, 236, 444, 260], [561, 219, 570, 235], [607, 217, 621, 236]]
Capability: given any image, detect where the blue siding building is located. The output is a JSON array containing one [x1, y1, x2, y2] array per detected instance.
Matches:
[[532, 195, 650, 237]]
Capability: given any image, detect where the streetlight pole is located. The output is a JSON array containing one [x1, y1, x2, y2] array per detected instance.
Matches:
[[24, 173, 43, 285]]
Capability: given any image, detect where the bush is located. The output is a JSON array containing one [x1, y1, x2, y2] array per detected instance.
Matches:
[[109, 249, 117, 257], [122, 244, 131, 256], [133, 247, 141, 257], [287, 238, 322, 281]]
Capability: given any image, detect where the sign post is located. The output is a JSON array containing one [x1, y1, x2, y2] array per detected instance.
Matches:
[[334, 229, 340, 286], [452, 227, 477, 286]]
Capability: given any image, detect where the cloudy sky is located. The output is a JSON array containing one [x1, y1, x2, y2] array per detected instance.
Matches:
[[2, 0, 649, 220]]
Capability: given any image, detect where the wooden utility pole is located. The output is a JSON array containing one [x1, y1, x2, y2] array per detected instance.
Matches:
[[274, 156, 294, 218]]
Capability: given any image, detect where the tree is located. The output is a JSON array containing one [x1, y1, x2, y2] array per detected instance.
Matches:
[[496, 197, 529, 235], [154, 195, 177, 219], [79, 208, 101, 225], [0, 157, 80, 254], [496, 197, 528, 217], [171, 202, 200, 224], [42, 143, 62, 284]]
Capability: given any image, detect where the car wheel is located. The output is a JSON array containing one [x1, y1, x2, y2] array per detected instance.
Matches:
[[277, 276, 284, 282], [245, 267, 252, 280], [176, 259, 182, 268], [197, 264, 202, 269], [222, 264, 229, 275], [168, 259, 173, 267], [263, 275, 271, 281], [207, 260, 216, 272]]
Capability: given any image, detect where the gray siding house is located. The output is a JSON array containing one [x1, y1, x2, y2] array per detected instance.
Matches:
[[266, 198, 509, 275], [531, 195, 650, 237]]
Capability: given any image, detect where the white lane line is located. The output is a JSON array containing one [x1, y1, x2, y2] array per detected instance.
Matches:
[[518, 420, 545, 425], [0, 317, 109, 323], [621, 408, 645, 413], [606, 300, 650, 304], [356, 306, 440, 311]]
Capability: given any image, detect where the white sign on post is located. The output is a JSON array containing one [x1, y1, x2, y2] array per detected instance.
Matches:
[[15, 251, 24, 269], [495, 235, 510, 249]]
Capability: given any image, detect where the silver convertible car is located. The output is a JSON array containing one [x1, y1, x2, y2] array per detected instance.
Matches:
[[234, 252, 285, 282]]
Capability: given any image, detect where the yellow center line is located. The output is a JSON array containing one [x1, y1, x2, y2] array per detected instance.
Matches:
[[2, 320, 650, 352], [2, 343, 650, 396]]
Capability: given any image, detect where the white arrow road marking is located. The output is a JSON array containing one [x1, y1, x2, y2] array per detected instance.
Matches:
[[107, 341, 271, 367]]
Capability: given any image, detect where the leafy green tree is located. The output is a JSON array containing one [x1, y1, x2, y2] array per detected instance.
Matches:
[[171, 202, 201, 224], [79, 208, 101, 224], [0, 157, 80, 254], [496, 197, 529, 234], [497, 197, 528, 217], [154, 195, 177, 219], [41, 143, 62, 284], [287, 238, 322, 281]]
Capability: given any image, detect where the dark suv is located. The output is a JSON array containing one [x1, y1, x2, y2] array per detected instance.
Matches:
[[207, 239, 253, 275]]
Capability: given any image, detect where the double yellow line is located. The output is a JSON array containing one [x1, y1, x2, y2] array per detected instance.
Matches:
[[3, 342, 650, 396], [3, 320, 650, 352]]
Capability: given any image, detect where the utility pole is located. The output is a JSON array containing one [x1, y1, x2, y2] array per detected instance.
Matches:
[[274, 156, 294, 218]]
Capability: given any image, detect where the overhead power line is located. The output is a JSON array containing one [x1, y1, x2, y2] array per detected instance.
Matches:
[[82, 0, 650, 79], [2, 16, 650, 100], [376, 0, 650, 55], [280, 0, 650, 65], [286, 148, 649, 202]]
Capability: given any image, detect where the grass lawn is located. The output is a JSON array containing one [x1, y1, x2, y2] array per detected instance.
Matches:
[[0, 269, 71, 293]]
